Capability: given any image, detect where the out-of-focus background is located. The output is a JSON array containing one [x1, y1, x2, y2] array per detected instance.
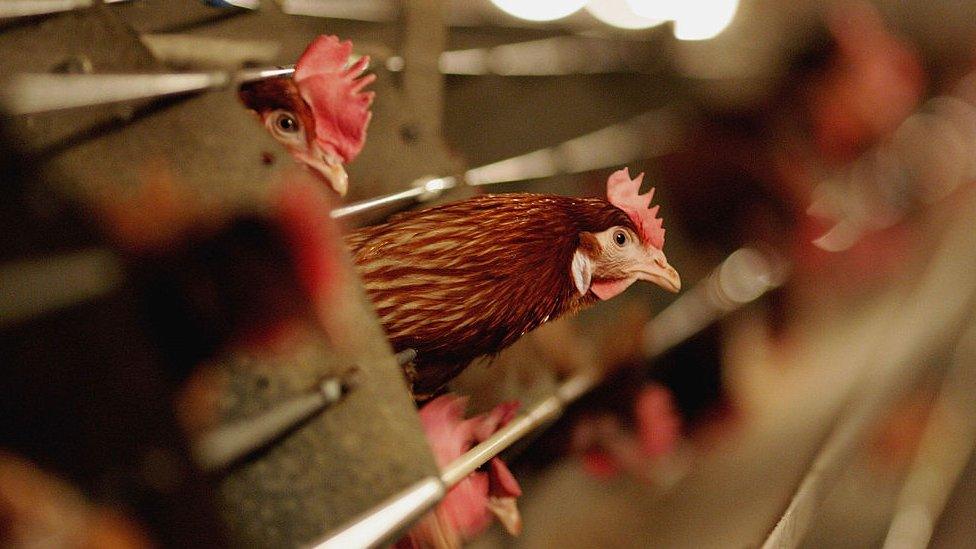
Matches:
[[3, 0, 976, 547]]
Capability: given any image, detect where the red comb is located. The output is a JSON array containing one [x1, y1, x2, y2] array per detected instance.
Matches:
[[294, 35, 376, 163], [606, 168, 665, 249]]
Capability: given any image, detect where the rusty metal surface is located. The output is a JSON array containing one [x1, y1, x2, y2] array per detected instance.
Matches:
[[1, 2, 443, 546]]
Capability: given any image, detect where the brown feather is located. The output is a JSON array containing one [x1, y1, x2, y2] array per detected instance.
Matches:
[[346, 193, 637, 396]]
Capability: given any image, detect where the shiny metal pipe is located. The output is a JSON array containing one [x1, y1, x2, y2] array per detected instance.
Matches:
[[197, 352, 407, 474], [307, 477, 445, 549], [882, 321, 976, 549], [0, 61, 302, 116], [464, 107, 681, 186], [0, 72, 229, 115], [194, 377, 346, 473], [309, 247, 784, 548], [235, 65, 295, 83], [325, 107, 679, 222], [441, 394, 563, 486], [0, 248, 123, 328], [763, 193, 976, 549], [330, 176, 458, 219], [441, 250, 786, 491], [644, 248, 789, 358]]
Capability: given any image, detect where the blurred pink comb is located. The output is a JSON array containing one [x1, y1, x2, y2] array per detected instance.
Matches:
[[293, 35, 376, 163], [606, 168, 665, 249]]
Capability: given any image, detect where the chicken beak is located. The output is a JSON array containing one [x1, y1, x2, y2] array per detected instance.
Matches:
[[637, 252, 681, 293], [303, 146, 349, 196], [319, 162, 348, 197]]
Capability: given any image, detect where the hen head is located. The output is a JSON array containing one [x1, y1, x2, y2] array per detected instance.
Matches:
[[572, 168, 680, 300], [239, 35, 375, 196]]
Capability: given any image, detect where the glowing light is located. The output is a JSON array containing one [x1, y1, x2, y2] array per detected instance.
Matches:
[[584, 0, 665, 30], [673, 0, 739, 40], [489, 0, 586, 22], [625, 0, 739, 40], [624, 0, 680, 20]]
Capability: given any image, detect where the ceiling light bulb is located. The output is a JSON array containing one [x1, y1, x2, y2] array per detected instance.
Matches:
[[490, 0, 587, 22], [585, 0, 665, 29], [672, 0, 739, 40], [624, 0, 680, 21]]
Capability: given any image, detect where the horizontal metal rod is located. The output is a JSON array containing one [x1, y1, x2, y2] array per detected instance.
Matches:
[[234, 64, 295, 83], [139, 38, 654, 83], [311, 247, 782, 549], [278, 0, 662, 41], [464, 107, 681, 186], [0, 248, 123, 328], [139, 35, 282, 71], [762, 193, 976, 549], [0, 63, 299, 116], [0, 0, 91, 19], [194, 376, 347, 473], [327, 108, 680, 220], [434, 37, 659, 77], [441, 394, 564, 487], [235, 42, 654, 79], [196, 351, 407, 474], [0, 72, 230, 116], [644, 247, 790, 358], [279, 0, 396, 22], [330, 176, 458, 219], [308, 476, 445, 549], [882, 320, 976, 549], [440, 248, 785, 488], [0, 40, 657, 114]]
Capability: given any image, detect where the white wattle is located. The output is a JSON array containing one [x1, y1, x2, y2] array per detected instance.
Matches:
[[571, 250, 592, 296]]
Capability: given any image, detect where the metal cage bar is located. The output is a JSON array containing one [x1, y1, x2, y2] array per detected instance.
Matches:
[[762, 196, 976, 549], [309, 246, 785, 549]]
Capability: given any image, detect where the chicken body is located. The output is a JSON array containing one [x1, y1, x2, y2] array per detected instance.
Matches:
[[346, 184, 680, 397]]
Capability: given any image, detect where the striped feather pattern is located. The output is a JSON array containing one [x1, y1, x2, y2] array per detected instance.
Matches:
[[346, 193, 636, 396]]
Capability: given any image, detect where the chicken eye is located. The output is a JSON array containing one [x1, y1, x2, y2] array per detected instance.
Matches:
[[613, 230, 628, 247], [275, 112, 299, 133], [265, 110, 305, 144]]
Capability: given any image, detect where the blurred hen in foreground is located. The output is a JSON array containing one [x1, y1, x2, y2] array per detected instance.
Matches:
[[397, 395, 521, 548], [239, 36, 375, 196], [98, 170, 342, 375], [347, 168, 681, 398]]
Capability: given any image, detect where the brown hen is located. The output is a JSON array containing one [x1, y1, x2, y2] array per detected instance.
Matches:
[[346, 169, 681, 398]]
